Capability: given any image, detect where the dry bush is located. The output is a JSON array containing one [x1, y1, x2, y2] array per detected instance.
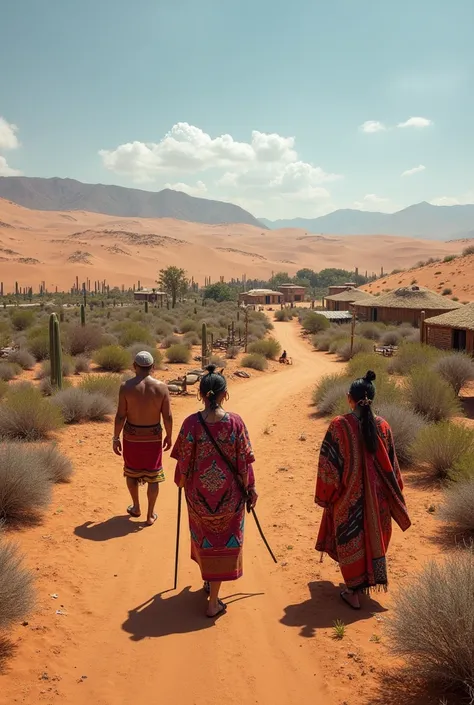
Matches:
[[248, 338, 281, 360], [52, 387, 114, 423], [116, 322, 154, 348], [313, 332, 333, 351], [33, 444, 73, 483], [301, 312, 330, 334], [10, 309, 34, 331], [226, 345, 240, 359], [128, 343, 162, 367], [100, 332, 119, 347], [209, 355, 227, 369], [37, 355, 74, 380], [0, 380, 8, 399], [376, 402, 427, 466], [26, 329, 49, 360], [0, 384, 63, 440], [406, 368, 462, 422], [313, 373, 349, 407], [380, 329, 402, 346], [65, 324, 104, 356], [93, 345, 131, 372], [356, 322, 383, 341], [387, 549, 474, 697], [434, 353, 474, 396], [317, 381, 351, 416], [79, 374, 121, 400], [182, 332, 200, 347], [7, 348, 35, 370], [411, 421, 474, 479], [274, 309, 292, 322], [180, 319, 199, 334], [0, 362, 18, 382], [241, 353, 268, 371], [74, 355, 90, 374], [166, 344, 191, 364], [0, 541, 35, 630], [336, 336, 373, 361], [439, 479, 474, 533], [160, 334, 180, 349], [347, 353, 389, 380], [155, 320, 173, 338], [389, 342, 440, 375], [0, 442, 53, 522]]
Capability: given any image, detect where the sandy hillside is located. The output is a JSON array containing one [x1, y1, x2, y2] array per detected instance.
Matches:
[[0, 198, 468, 292], [363, 249, 474, 302]]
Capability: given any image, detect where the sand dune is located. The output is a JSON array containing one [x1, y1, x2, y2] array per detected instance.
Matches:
[[0, 198, 468, 292]]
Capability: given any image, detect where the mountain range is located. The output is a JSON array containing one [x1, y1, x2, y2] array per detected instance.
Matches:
[[260, 202, 474, 240], [0, 176, 265, 228]]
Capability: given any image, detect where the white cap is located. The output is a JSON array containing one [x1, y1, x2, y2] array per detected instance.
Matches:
[[134, 351, 154, 367]]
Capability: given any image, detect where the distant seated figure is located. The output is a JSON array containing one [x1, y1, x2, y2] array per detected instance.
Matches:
[[279, 350, 287, 363]]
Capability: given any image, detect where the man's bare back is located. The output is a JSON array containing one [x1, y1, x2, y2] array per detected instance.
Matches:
[[122, 375, 169, 426]]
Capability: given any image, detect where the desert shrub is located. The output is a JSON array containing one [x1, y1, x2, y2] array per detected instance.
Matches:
[[411, 421, 474, 479], [462, 244, 474, 256], [312, 332, 334, 351], [100, 332, 119, 347], [316, 380, 351, 416], [248, 338, 281, 360], [33, 443, 74, 483], [330, 373, 404, 418], [241, 353, 268, 371], [79, 374, 121, 400], [389, 342, 441, 375], [439, 479, 474, 532], [0, 384, 63, 440], [274, 309, 292, 322], [166, 344, 191, 364], [65, 324, 104, 356], [53, 387, 114, 423], [180, 319, 199, 334], [356, 322, 382, 341], [93, 345, 131, 372], [37, 355, 74, 380], [155, 320, 173, 337], [347, 353, 389, 380], [6, 348, 35, 370], [74, 355, 91, 374], [0, 541, 35, 630], [313, 373, 349, 406], [434, 352, 474, 396], [116, 323, 153, 348], [442, 288, 453, 296], [0, 361, 18, 381], [443, 254, 457, 262], [301, 312, 330, 334], [127, 343, 162, 368], [161, 334, 180, 349], [0, 442, 53, 522], [380, 329, 402, 346], [387, 549, 474, 697], [0, 380, 8, 399], [226, 345, 240, 360], [209, 355, 227, 369], [0, 321, 11, 348], [406, 368, 462, 422], [11, 309, 34, 331], [183, 332, 200, 347], [26, 328, 50, 360], [38, 377, 73, 397], [336, 336, 373, 361], [376, 402, 427, 466]]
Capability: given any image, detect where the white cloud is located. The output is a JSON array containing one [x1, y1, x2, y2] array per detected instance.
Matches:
[[0, 156, 22, 177], [430, 191, 474, 207], [100, 122, 341, 216], [359, 120, 387, 133], [0, 117, 20, 151], [401, 164, 426, 177], [397, 117, 433, 128], [353, 194, 392, 212], [164, 180, 208, 197]]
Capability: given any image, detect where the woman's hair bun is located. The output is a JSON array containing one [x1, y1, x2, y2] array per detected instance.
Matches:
[[364, 370, 376, 383], [205, 364, 217, 374]]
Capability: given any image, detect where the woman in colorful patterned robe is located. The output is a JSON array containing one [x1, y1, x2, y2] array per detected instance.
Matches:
[[315, 370, 411, 610], [171, 365, 258, 618]]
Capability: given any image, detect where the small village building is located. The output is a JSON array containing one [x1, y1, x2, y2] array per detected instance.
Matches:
[[353, 286, 463, 327], [278, 284, 306, 303], [134, 288, 167, 305], [315, 310, 353, 324], [325, 288, 375, 312], [424, 303, 474, 354], [238, 289, 283, 306], [327, 282, 357, 297]]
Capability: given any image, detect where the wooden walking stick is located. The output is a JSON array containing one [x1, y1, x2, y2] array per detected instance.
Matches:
[[250, 508, 278, 563], [173, 487, 183, 590]]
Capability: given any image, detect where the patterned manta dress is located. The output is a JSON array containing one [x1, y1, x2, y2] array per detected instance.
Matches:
[[315, 413, 411, 592], [171, 412, 255, 582]]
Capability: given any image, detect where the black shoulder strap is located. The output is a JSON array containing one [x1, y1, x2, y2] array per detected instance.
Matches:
[[197, 412, 247, 497]]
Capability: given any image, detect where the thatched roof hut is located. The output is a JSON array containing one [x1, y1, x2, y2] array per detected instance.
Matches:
[[353, 285, 463, 326], [325, 288, 375, 312], [424, 303, 474, 353]]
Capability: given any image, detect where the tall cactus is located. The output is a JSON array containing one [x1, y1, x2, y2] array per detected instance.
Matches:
[[201, 322, 209, 368], [144, 300, 149, 314], [80, 303, 86, 327], [49, 313, 63, 390]]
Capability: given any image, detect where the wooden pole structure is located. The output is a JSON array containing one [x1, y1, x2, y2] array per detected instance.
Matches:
[[420, 310, 426, 344], [244, 308, 249, 352], [349, 309, 356, 359]]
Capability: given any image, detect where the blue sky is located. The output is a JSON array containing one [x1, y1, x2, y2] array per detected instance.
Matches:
[[0, 0, 473, 219]]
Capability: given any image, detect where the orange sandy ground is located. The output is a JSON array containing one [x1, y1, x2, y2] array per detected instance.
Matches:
[[0, 319, 469, 705], [0, 197, 468, 292]]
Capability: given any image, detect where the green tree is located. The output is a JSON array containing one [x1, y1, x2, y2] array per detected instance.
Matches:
[[203, 282, 235, 302], [157, 267, 188, 308], [269, 272, 292, 289]]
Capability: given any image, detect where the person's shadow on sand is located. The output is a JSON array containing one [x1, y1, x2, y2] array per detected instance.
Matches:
[[122, 587, 214, 639], [74, 516, 146, 542], [280, 581, 387, 638]]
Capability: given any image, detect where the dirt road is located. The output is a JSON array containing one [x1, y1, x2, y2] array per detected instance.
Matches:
[[2, 320, 341, 705]]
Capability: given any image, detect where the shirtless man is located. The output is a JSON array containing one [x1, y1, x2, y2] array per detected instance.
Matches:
[[113, 351, 173, 526]]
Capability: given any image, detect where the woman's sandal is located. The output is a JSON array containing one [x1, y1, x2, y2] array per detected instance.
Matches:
[[206, 598, 227, 619], [340, 589, 361, 610]]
